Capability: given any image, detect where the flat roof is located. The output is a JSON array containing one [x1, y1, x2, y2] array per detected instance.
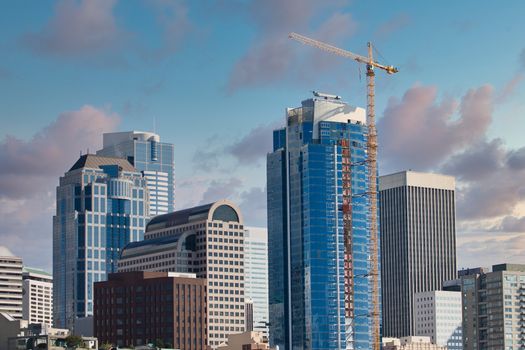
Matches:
[[379, 170, 455, 191]]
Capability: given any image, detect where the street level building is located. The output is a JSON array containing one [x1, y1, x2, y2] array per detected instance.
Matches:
[[94, 271, 206, 349], [414, 290, 462, 350], [380, 171, 457, 338], [267, 93, 378, 350], [461, 264, 525, 350], [118, 200, 246, 348], [382, 336, 447, 350], [244, 227, 269, 335], [97, 131, 175, 215], [0, 248, 23, 319], [53, 154, 149, 329], [217, 331, 272, 350], [22, 267, 53, 326]]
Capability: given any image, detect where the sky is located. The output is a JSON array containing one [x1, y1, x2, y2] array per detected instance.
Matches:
[[1, 0, 525, 272]]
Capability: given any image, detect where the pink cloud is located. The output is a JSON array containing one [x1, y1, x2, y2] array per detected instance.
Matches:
[[0, 105, 120, 198], [227, 0, 356, 91], [23, 0, 125, 56], [378, 84, 493, 172]]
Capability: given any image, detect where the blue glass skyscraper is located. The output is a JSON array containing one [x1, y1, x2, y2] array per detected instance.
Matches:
[[53, 155, 149, 329], [97, 131, 175, 216], [267, 92, 379, 350]]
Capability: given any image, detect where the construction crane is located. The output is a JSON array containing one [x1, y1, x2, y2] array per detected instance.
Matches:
[[289, 32, 398, 350]]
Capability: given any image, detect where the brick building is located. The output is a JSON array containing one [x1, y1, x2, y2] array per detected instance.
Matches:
[[94, 271, 207, 349]]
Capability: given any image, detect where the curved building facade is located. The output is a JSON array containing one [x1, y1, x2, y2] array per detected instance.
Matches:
[[119, 200, 246, 348]]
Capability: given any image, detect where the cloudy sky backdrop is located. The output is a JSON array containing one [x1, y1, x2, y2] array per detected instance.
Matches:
[[1, 0, 525, 271]]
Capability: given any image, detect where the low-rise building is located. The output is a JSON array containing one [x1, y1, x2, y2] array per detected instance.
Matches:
[[94, 271, 207, 349], [382, 336, 447, 350], [217, 331, 272, 350]]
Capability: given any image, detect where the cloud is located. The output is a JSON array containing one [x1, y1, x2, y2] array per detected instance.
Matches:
[[0, 195, 54, 271], [374, 13, 410, 40], [378, 84, 493, 173], [441, 139, 505, 182], [141, 0, 193, 62], [199, 177, 243, 205], [508, 146, 525, 170], [457, 234, 525, 268], [23, 0, 125, 57], [226, 121, 280, 165], [238, 186, 267, 227], [495, 73, 524, 104], [227, 0, 356, 91], [497, 216, 525, 232], [0, 105, 119, 199], [0, 105, 119, 269]]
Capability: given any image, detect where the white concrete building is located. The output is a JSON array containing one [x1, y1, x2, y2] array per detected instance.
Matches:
[[382, 336, 447, 350], [414, 290, 463, 350], [22, 267, 53, 326], [0, 248, 23, 319], [244, 227, 269, 336]]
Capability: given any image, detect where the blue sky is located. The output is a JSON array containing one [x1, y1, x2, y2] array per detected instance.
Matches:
[[1, 0, 525, 271]]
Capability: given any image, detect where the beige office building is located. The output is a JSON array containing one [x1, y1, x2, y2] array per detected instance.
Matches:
[[382, 336, 447, 350], [119, 200, 246, 348], [22, 267, 53, 326]]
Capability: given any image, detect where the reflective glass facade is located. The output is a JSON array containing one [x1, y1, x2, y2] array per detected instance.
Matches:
[[53, 155, 149, 329], [267, 95, 378, 350], [97, 131, 175, 215]]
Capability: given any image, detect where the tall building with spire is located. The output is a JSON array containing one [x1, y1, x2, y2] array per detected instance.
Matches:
[[97, 131, 175, 216], [53, 154, 149, 329], [267, 92, 378, 350]]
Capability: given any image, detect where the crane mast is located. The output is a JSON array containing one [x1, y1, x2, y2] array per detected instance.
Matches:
[[289, 32, 398, 350]]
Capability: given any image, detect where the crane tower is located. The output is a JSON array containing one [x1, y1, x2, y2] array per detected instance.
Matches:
[[289, 32, 398, 350]]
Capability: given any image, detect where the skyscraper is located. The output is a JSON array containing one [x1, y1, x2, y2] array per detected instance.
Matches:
[[461, 264, 525, 350], [379, 171, 457, 338], [96, 131, 175, 216], [22, 267, 53, 326], [244, 227, 269, 336], [267, 92, 377, 350], [53, 154, 149, 329], [0, 247, 23, 319]]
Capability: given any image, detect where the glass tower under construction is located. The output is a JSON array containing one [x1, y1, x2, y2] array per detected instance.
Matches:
[[267, 92, 379, 350]]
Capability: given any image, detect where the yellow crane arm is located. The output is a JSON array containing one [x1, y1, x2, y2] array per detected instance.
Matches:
[[288, 32, 398, 74]]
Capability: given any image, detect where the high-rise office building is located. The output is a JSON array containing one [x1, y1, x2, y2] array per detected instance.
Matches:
[[267, 92, 377, 350], [94, 271, 207, 349], [0, 248, 23, 319], [461, 264, 525, 350], [380, 171, 457, 338], [413, 290, 462, 350], [118, 200, 246, 348], [22, 267, 53, 326], [97, 131, 175, 216], [244, 227, 269, 335], [53, 154, 149, 329]]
